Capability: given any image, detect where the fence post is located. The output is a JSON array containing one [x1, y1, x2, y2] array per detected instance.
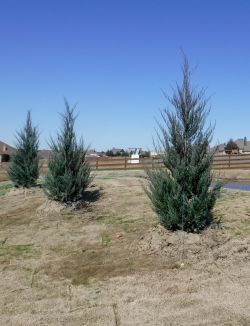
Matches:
[[229, 154, 231, 168], [96, 157, 99, 170], [152, 157, 154, 169], [124, 157, 127, 170]]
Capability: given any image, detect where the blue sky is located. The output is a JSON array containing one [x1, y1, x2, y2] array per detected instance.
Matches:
[[0, 0, 249, 150]]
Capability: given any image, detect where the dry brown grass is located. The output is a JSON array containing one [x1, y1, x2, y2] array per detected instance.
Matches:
[[0, 170, 249, 325], [212, 168, 250, 182]]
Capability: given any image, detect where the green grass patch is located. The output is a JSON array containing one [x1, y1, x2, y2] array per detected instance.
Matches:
[[0, 182, 13, 196], [104, 211, 135, 225], [101, 234, 112, 247], [72, 274, 90, 286], [104, 212, 136, 233], [120, 218, 135, 225], [0, 243, 39, 259], [94, 171, 143, 179]]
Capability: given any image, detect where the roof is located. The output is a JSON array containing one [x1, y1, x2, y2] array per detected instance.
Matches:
[[212, 143, 226, 152], [87, 149, 97, 155], [0, 141, 16, 155], [213, 138, 250, 153], [111, 148, 123, 153], [235, 139, 250, 152]]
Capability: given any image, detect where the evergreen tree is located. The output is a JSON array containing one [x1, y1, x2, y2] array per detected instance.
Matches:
[[225, 139, 239, 154], [146, 56, 221, 232], [44, 100, 92, 203], [9, 111, 39, 188], [106, 150, 114, 157]]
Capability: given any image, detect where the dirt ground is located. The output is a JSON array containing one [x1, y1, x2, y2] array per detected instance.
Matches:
[[0, 170, 249, 326]]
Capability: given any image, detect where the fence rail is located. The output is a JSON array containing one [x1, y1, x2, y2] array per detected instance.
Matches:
[[88, 154, 250, 171], [87, 157, 163, 170], [212, 154, 250, 169], [1, 154, 250, 181]]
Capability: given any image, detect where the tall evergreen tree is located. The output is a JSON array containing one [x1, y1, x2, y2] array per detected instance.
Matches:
[[44, 100, 92, 203], [146, 56, 221, 232], [9, 111, 39, 188]]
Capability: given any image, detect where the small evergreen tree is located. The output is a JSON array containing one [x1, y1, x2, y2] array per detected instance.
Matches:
[[146, 56, 221, 232], [9, 111, 39, 188], [106, 150, 114, 157], [121, 150, 129, 157], [116, 151, 121, 157], [142, 151, 151, 158], [44, 100, 92, 202], [225, 139, 239, 154]]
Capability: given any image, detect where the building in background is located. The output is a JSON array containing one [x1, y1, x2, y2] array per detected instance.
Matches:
[[213, 137, 250, 155], [0, 141, 16, 162]]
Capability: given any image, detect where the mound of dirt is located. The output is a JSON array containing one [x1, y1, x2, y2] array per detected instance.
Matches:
[[36, 200, 66, 215], [36, 199, 89, 215], [139, 224, 249, 264]]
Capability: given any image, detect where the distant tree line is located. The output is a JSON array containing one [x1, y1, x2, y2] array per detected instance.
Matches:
[[105, 149, 150, 157], [105, 149, 129, 157]]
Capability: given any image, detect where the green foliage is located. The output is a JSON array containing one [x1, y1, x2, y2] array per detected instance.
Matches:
[[0, 183, 13, 196], [225, 139, 239, 154], [146, 56, 222, 232], [120, 149, 129, 157], [106, 150, 114, 156], [141, 151, 150, 158], [106, 149, 128, 157], [44, 100, 92, 202], [8, 111, 39, 188]]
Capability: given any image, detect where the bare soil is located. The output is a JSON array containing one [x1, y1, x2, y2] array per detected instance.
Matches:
[[0, 170, 249, 325]]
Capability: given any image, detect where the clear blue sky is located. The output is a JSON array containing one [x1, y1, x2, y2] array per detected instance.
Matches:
[[0, 0, 249, 151]]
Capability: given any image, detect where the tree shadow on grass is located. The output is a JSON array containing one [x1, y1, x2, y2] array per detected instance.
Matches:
[[71, 189, 102, 211], [83, 189, 102, 203]]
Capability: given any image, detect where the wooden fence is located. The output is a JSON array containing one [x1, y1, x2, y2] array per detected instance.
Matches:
[[212, 154, 250, 170], [87, 157, 163, 170], [88, 154, 250, 171], [1, 154, 250, 181]]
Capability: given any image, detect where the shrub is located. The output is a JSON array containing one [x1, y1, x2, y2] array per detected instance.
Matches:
[[9, 111, 39, 188], [146, 56, 221, 232], [43, 100, 92, 202]]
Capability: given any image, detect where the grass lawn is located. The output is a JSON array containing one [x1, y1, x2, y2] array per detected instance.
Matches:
[[0, 170, 249, 325]]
